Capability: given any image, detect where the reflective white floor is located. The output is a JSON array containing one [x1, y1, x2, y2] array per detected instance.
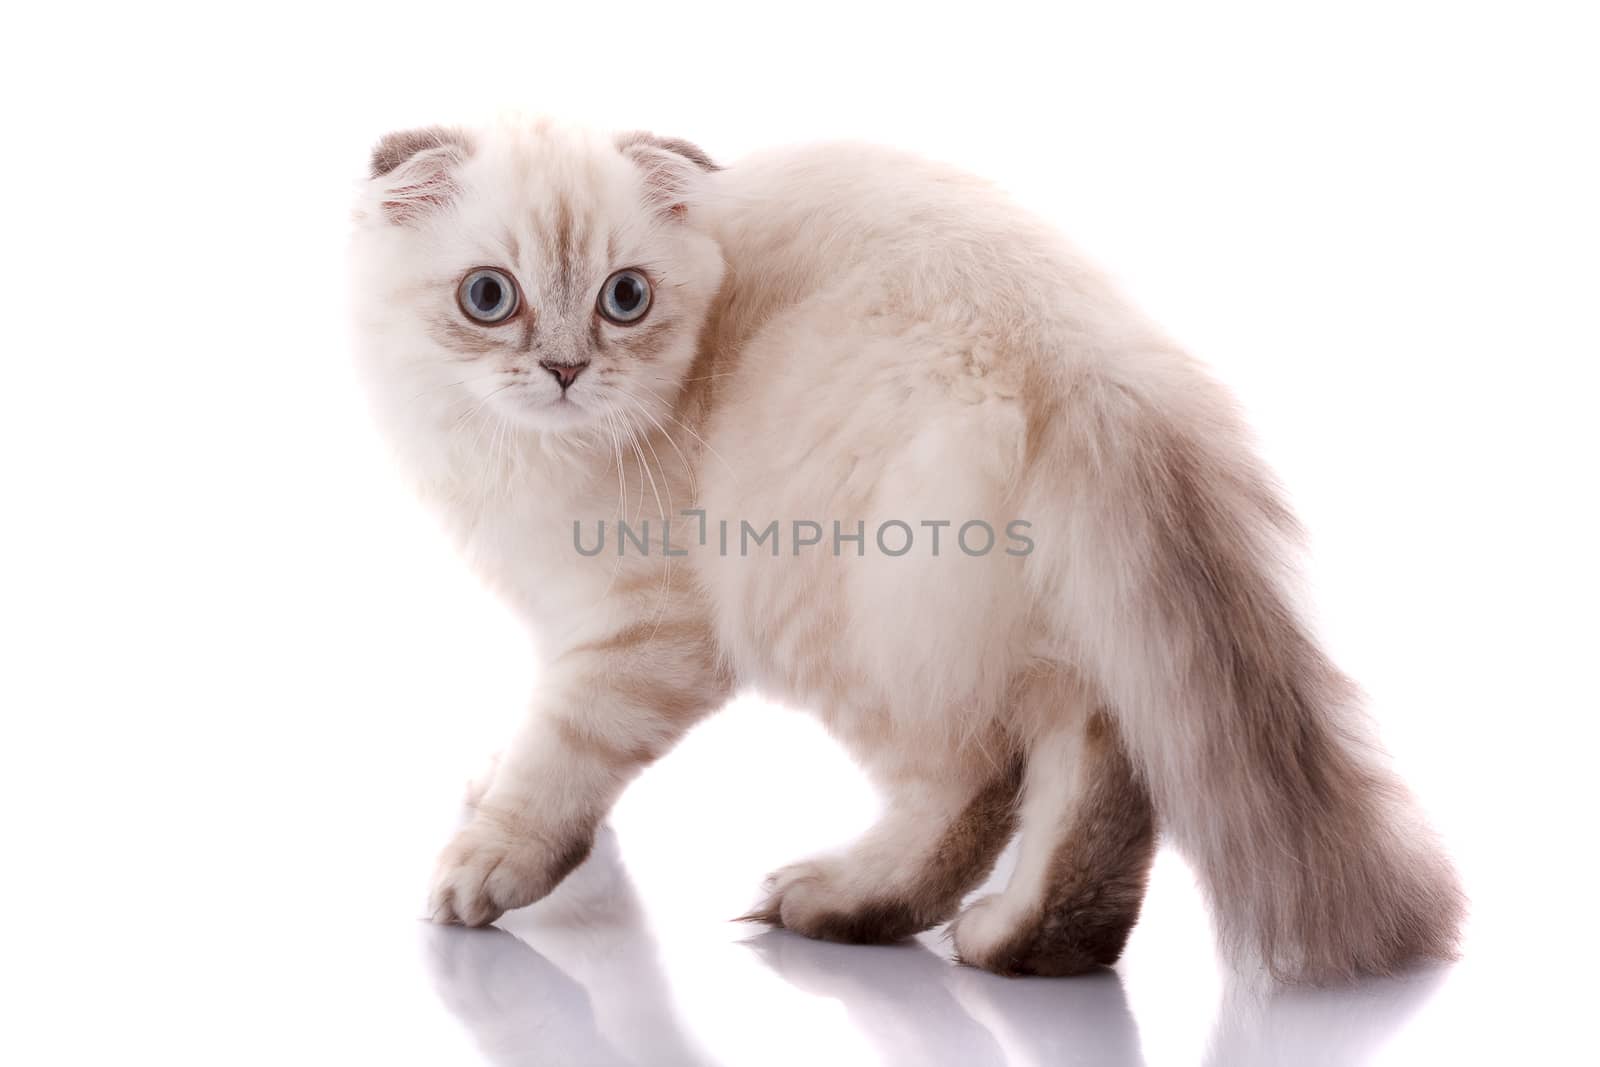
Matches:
[[410, 822, 1492, 1067], [9, 689, 1588, 1066], [427, 831, 1152, 1067], [238, 688, 1579, 1067]]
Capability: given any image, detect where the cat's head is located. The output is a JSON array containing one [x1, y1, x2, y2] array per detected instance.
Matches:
[[350, 120, 724, 438]]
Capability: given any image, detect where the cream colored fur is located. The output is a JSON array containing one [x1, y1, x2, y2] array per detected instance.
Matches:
[[350, 118, 1463, 983]]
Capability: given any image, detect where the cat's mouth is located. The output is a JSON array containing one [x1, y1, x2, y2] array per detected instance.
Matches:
[[498, 382, 594, 431]]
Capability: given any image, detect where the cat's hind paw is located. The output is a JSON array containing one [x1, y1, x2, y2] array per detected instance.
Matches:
[[950, 892, 1130, 977], [735, 859, 931, 944]]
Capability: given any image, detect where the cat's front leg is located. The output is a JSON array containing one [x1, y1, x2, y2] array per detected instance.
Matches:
[[429, 619, 729, 926]]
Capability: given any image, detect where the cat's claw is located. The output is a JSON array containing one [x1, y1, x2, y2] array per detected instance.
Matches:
[[733, 862, 817, 926]]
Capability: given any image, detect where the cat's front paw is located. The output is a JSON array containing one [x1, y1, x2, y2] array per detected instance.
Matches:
[[738, 860, 928, 944], [429, 812, 592, 927]]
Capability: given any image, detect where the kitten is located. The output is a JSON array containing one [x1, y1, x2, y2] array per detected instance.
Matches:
[[349, 117, 1464, 983]]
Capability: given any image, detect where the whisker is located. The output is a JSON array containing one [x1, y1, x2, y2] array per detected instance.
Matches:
[[616, 404, 657, 522], [601, 405, 628, 527], [610, 397, 677, 639], [619, 401, 671, 521], [411, 378, 468, 403], [658, 406, 738, 484], [608, 381, 699, 500], [654, 372, 736, 385], [582, 401, 629, 608]]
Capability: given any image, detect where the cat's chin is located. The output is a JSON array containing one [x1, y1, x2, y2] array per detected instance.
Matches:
[[497, 394, 598, 435]]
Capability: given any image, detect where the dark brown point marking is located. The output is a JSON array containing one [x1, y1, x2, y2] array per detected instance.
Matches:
[[747, 761, 1024, 944], [963, 713, 1157, 977]]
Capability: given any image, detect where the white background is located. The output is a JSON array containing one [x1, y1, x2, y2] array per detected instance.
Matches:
[[3, 2, 1597, 1064]]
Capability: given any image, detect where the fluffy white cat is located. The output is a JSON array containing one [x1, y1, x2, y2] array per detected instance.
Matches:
[[349, 118, 1463, 983]]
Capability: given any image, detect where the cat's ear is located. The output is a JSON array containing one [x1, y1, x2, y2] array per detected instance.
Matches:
[[617, 132, 719, 220], [367, 126, 472, 225]]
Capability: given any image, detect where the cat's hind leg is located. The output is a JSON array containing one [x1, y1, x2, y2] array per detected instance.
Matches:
[[952, 682, 1157, 977], [740, 736, 1022, 944]]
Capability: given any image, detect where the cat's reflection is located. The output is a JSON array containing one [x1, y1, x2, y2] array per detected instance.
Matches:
[[425, 924, 630, 1067], [945, 955, 1149, 1067], [423, 828, 716, 1067], [747, 929, 1147, 1067], [1203, 962, 1451, 1067]]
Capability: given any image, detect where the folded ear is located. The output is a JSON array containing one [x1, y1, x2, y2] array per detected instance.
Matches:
[[616, 131, 719, 220], [368, 126, 472, 225]]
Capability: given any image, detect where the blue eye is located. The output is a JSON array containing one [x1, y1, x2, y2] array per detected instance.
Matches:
[[597, 269, 652, 325], [458, 268, 519, 324]]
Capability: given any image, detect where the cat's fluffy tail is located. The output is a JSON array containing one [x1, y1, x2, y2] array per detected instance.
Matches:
[[1036, 362, 1465, 983]]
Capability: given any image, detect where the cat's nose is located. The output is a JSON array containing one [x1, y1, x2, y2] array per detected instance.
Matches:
[[539, 360, 588, 390]]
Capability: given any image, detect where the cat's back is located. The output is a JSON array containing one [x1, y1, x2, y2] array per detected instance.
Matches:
[[708, 141, 1018, 249], [706, 141, 1053, 297], [700, 141, 1145, 365]]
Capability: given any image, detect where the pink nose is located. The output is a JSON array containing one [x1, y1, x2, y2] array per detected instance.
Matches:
[[539, 360, 588, 389]]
